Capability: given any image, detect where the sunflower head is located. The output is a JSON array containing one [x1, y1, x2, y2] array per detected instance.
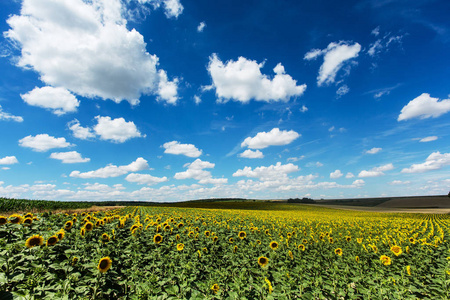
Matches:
[[57, 230, 65, 241], [298, 244, 305, 251], [380, 255, 391, 266], [269, 241, 279, 250], [23, 217, 33, 226], [24, 213, 33, 219], [229, 237, 234, 243], [177, 223, 184, 229], [204, 230, 211, 237], [335, 248, 343, 256], [84, 222, 94, 231], [9, 214, 23, 224], [46, 235, 58, 246], [212, 236, 218, 242], [288, 250, 294, 260], [97, 257, 112, 273], [177, 243, 184, 251], [406, 265, 411, 275], [357, 238, 363, 244], [64, 221, 73, 230], [390, 245, 402, 256], [80, 227, 86, 237], [409, 237, 415, 244], [211, 284, 220, 294], [153, 234, 163, 244], [238, 231, 246, 239], [258, 256, 269, 268], [101, 233, 110, 243], [0, 216, 7, 226], [233, 245, 238, 253], [346, 236, 351, 242], [25, 235, 44, 248], [371, 245, 378, 253], [355, 256, 360, 262], [72, 257, 79, 265]]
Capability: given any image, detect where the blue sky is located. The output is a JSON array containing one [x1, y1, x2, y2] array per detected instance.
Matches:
[[0, 0, 449, 202]]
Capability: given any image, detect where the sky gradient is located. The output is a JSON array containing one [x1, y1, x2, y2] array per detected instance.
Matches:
[[0, 0, 449, 202]]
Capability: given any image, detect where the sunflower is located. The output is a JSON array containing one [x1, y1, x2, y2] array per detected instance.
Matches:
[[355, 256, 359, 262], [84, 222, 94, 231], [335, 248, 343, 256], [176, 234, 180, 240], [269, 241, 278, 250], [371, 245, 378, 253], [46, 235, 58, 246], [23, 217, 33, 226], [98, 257, 112, 273], [328, 237, 334, 244], [380, 255, 391, 266], [264, 278, 273, 294], [154, 234, 163, 244], [80, 227, 86, 237], [177, 223, 184, 229], [72, 257, 79, 265], [258, 256, 269, 268], [177, 243, 184, 251], [57, 230, 65, 241], [357, 238, 363, 244], [0, 216, 7, 226], [25, 235, 44, 248], [256, 240, 261, 245], [238, 231, 246, 239], [211, 284, 220, 294], [64, 221, 73, 231], [101, 233, 110, 243], [406, 246, 410, 254], [204, 230, 211, 237], [409, 237, 416, 244], [288, 250, 294, 260], [229, 237, 234, 243], [406, 265, 411, 275], [265, 229, 270, 236], [9, 214, 23, 224], [212, 236, 218, 242], [302, 239, 308, 244], [297, 244, 305, 251], [164, 225, 171, 231], [233, 245, 238, 253], [390, 245, 402, 256], [24, 212, 33, 219]]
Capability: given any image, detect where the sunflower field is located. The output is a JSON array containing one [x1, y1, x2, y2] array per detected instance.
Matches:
[[0, 203, 449, 299]]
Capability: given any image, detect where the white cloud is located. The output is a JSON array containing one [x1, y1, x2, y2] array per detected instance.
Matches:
[[125, 173, 168, 185], [304, 41, 361, 86], [366, 147, 382, 154], [0, 105, 23, 122], [239, 149, 264, 159], [330, 170, 343, 179], [21, 86, 79, 115], [163, 141, 202, 157], [197, 21, 206, 32], [50, 151, 90, 163], [371, 26, 380, 36], [67, 119, 96, 140], [306, 161, 323, 167], [358, 163, 394, 177], [4, 0, 175, 105], [401, 152, 450, 173], [70, 157, 148, 178], [398, 93, 450, 121], [19, 134, 74, 152], [233, 162, 299, 181], [287, 156, 305, 162], [352, 179, 365, 187], [93, 116, 144, 143], [368, 33, 403, 57], [345, 172, 354, 178], [300, 105, 308, 113], [157, 70, 179, 105], [0, 156, 18, 165], [207, 54, 306, 103], [419, 136, 438, 142], [193, 95, 202, 105], [174, 159, 227, 185], [389, 180, 411, 185], [241, 128, 300, 149], [336, 85, 349, 97]]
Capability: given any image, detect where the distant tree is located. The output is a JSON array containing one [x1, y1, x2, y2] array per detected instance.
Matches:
[[448, 191, 450, 198]]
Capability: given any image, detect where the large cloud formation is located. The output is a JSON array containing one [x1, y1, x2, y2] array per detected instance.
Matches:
[[398, 93, 450, 121]]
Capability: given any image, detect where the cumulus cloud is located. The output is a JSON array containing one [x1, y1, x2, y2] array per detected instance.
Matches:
[[21, 86, 79, 115], [398, 93, 450, 121], [241, 128, 300, 149], [125, 173, 168, 185], [19, 134, 74, 152], [70, 157, 149, 178], [345, 172, 354, 178], [0, 105, 23, 122], [419, 136, 438, 142], [67, 119, 96, 140], [50, 151, 90, 163], [157, 70, 179, 104], [0, 156, 19, 165], [174, 159, 227, 185], [4, 0, 178, 105], [358, 163, 394, 177], [163, 141, 202, 157], [233, 162, 299, 181], [304, 41, 361, 86], [197, 21, 206, 32], [389, 180, 411, 185], [239, 149, 264, 159], [401, 152, 450, 173], [366, 147, 382, 154], [207, 54, 306, 103], [330, 170, 343, 179], [93, 116, 144, 143]]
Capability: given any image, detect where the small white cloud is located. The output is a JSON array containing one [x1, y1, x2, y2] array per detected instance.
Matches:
[[336, 85, 349, 97], [125, 173, 168, 185], [70, 157, 148, 178], [207, 54, 306, 103], [19, 134, 74, 152], [163, 0, 184, 18], [358, 163, 394, 177], [389, 180, 411, 185], [241, 128, 300, 149], [239, 149, 264, 159], [157, 70, 179, 105], [174, 158, 226, 184], [50, 151, 90, 163], [68, 119, 96, 140], [21, 86, 79, 115], [304, 41, 361, 86], [163, 141, 202, 157], [93, 116, 144, 143], [193, 95, 202, 105], [0, 156, 19, 165], [366, 147, 382, 154], [330, 169, 343, 179], [328, 126, 335, 132], [1, 167, 10, 170], [352, 179, 365, 187], [371, 26, 380, 36], [419, 136, 438, 142], [401, 151, 450, 173], [300, 105, 308, 113], [0, 105, 23, 122], [287, 156, 305, 162], [345, 172, 354, 178], [398, 93, 450, 121], [197, 21, 206, 32]]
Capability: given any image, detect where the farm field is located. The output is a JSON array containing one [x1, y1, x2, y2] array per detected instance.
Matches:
[[0, 201, 449, 299]]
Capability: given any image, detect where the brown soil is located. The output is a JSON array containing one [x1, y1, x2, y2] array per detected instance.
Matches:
[[1, 206, 125, 216], [376, 196, 450, 208]]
